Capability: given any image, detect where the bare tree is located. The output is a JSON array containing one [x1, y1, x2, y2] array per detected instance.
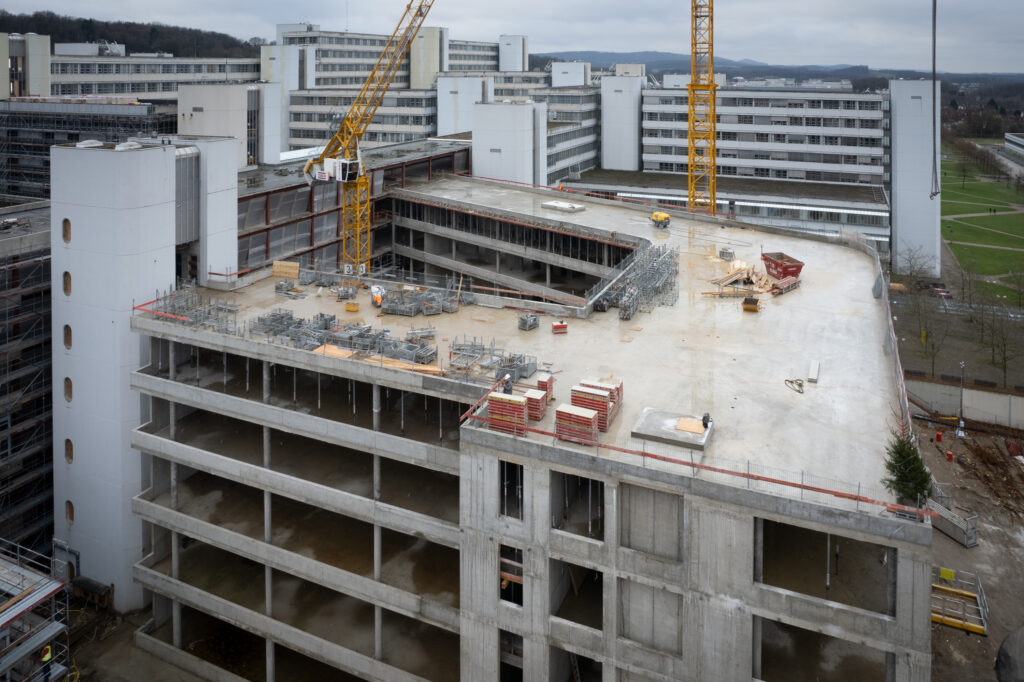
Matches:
[[1006, 270, 1024, 308], [986, 304, 1023, 387]]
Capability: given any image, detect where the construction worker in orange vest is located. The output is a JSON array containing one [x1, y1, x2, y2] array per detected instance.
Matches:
[[38, 643, 53, 682]]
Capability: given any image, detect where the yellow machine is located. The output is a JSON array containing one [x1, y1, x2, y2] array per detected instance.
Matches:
[[303, 1, 436, 276], [651, 212, 671, 228], [687, 0, 717, 214]]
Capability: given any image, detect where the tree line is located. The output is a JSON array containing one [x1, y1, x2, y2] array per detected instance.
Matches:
[[0, 11, 260, 58]]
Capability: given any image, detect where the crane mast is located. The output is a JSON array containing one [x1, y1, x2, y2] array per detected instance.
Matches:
[[304, 0, 436, 275], [687, 0, 717, 214]]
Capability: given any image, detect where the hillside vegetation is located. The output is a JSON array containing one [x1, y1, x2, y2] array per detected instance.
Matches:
[[0, 10, 258, 58]]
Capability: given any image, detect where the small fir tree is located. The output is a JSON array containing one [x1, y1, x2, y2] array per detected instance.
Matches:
[[882, 431, 932, 505]]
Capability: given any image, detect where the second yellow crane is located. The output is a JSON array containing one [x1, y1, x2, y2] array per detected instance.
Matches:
[[687, 0, 717, 215], [304, 0, 436, 276]]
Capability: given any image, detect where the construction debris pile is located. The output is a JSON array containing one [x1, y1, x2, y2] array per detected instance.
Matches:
[[248, 309, 438, 364]]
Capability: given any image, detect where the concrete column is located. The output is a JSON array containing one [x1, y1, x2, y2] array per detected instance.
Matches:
[[604, 243, 609, 266], [753, 517, 764, 583], [602, 482, 619, 681], [451, 239, 457, 260], [373, 383, 383, 660], [169, 338, 182, 649], [262, 360, 275, 681], [545, 263, 551, 289], [886, 546, 897, 617], [496, 251, 501, 274], [751, 615, 763, 679]]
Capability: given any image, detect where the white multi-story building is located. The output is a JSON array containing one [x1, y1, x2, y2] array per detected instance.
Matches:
[[642, 81, 886, 185]]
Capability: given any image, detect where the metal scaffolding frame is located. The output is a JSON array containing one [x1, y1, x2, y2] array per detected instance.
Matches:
[[0, 229, 53, 554]]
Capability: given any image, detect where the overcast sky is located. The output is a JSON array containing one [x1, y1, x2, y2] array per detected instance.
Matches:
[[9, 0, 1022, 73]]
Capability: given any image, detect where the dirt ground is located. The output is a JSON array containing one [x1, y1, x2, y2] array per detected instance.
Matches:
[[70, 608, 204, 682], [913, 414, 1024, 682]]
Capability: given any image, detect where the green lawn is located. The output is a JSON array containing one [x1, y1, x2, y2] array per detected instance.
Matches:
[[943, 222, 1024, 249], [965, 137, 1003, 146], [941, 201, 1016, 216], [974, 281, 1023, 307], [956, 213, 1024, 238], [940, 182, 1021, 205], [949, 243, 1024, 276]]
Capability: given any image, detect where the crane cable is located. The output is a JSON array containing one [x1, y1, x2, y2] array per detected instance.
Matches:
[[929, 0, 940, 199]]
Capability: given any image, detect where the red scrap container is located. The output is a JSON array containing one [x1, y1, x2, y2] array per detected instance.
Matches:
[[762, 252, 805, 279]]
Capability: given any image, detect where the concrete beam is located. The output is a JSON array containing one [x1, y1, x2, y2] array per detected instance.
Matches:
[[394, 245, 583, 305], [134, 564, 429, 682], [130, 373, 459, 475], [132, 430, 460, 549], [134, 625, 249, 682], [395, 216, 614, 279], [132, 496, 460, 634], [130, 315, 487, 404]]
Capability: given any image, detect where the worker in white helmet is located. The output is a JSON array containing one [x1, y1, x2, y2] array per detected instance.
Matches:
[[502, 374, 514, 394]]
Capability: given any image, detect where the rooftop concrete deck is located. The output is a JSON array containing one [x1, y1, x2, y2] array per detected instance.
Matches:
[[136, 175, 901, 505]]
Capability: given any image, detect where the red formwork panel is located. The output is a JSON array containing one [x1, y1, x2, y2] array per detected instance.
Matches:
[[487, 392, 528, 436], [761, 252, 805, 280], [570, 385, 619, 432], [555, 403, 598, 442], [524, 389, 548, 421], [580, 379, 623, 404]]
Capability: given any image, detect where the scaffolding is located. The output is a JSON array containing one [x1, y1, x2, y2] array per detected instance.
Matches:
[[0, 539, 69, 681], [0, 223, 53, 555], [0, 101, 175, 198]]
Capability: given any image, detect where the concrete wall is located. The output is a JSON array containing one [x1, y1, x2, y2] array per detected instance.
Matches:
[[551, 62, 590, 88], [615, 64, 646, 78], [50, 143, 178, 611], [183, 137, 238, 285], [906, 379, 1024, 430], [601, 76, 643, 171], [24, 34, 52, 97], [0, 35, 8, 100], [261, 45, 304, 152], [177, 85, 250, 169], [472, 101, 547, 185], [498, 35, 528, 72], [259, 83, 283, 164], [410, 27, 449, 90], [890, 80, 942, 278], [436, 76, 493, 136]]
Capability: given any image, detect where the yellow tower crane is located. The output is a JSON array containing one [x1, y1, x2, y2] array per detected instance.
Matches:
[[304, 0, 435, 276], [687, 0, 717, 214]]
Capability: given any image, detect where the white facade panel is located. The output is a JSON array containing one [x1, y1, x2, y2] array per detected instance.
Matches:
[[472, 101, 545, 185], [551, 62, 589, 88], [178, 84, 250, 169], [410, 27, 450, 90], [50, 143, 178, 612], [436, 76, 493, 136], [890, 80, 941, 277], [602, 76, 643, 171], [187, 137, 239, 285], [498, 35, 528, 72]]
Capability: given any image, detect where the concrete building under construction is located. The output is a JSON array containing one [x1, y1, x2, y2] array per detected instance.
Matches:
[[49, 133, 933, 681]]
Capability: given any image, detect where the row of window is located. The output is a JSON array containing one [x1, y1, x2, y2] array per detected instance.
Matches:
[[645, 96, 882, 112], [52, 61, 258, 75], [315, 76, 410, 87], [548, 140, 599, 166], [291, 95, 435, 108], [647, 161, 882, 185], [291, 113, 436, 126], [645, 146, 883, 166], [317, 49, 406, 60], [287, 35, 387, 47]]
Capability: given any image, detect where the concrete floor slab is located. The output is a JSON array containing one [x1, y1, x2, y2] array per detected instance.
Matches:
[[139, 174, 901, 509]]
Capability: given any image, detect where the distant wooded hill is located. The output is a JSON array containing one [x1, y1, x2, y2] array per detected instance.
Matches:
[[0, 10, 258, 58], [530, 51, 1024, 89]]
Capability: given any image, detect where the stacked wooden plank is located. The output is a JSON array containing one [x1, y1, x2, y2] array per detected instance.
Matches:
[[487, 393, 528, 435], [581, 379, 623, 404], [555, 404, 598, 443], [523, 389, 548, 421], [571, 385, 619, 432], [535, 372, 555, 402]]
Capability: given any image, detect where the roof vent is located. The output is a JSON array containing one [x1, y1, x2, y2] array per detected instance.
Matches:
[[75, 140, 104, 149], [114, 141, 143, 152]]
